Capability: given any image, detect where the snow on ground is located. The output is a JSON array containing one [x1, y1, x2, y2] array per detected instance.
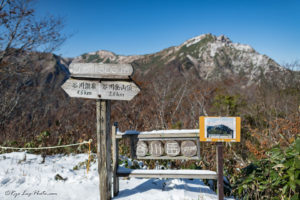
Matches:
[[0, 152, 234, 200]]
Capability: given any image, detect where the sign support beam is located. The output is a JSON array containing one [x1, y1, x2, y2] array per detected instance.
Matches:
[[62, 63, 140, 200], [216, 142, 224, 200]]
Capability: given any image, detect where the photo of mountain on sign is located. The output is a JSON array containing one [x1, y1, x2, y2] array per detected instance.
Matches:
[[207, 124, 234, 139]]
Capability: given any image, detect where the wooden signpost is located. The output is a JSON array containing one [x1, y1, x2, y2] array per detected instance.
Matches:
[[62, 62, 140, 200]]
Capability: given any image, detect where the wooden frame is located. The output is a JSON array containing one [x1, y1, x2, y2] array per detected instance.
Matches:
[[111, 126, 222, 198], [116, 130, 201, 160], [199, 116, 241, 142]]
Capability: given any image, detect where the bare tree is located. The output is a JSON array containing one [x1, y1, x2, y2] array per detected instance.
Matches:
[[0, 0, 67, 63]]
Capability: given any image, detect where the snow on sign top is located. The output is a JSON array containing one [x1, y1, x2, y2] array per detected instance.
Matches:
[[69, 63, 133, 79], [117, 129, 199, 135]]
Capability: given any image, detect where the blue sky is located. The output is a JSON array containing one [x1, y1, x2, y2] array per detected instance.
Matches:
[[36, 0, 300, 64]]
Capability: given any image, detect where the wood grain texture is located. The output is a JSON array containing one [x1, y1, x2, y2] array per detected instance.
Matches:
[[116, 133, 198, 139], [61, 78, 100, 99], [136, 141, 148, 157], [97, 100, 112, 200], [112, 125, 119, 196], [164, 140, 180, 157], [149, 141, 164, 157], [181, 141, 197, 157], [136, 155, 200, 160], [217, 142, 224, 200], [69, 63, 133, 79], [99, 81, 140, 101], [61, 79, 140, 101], [117, 169, 217, 179], [130, 135, 138, 159]]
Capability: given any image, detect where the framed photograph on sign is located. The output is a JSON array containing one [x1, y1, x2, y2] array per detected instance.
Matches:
[[199, 116, 241, 142]]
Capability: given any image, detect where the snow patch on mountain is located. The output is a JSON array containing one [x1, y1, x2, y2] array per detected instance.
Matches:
[[183, 34, 208, 47], [74, 33, 287, 83], [231, 43, 253, 52], [209, 42, 226, 57]]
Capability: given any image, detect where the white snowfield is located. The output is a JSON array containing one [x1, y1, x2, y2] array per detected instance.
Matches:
[[0, 152, 234, 200]]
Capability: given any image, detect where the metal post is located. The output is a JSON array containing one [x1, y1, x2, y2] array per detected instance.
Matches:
[[96, 100, 112, 200], [216, 142, 224, 200]]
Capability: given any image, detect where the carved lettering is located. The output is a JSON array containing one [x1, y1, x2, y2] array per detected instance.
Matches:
[[149, 141, 164, 157], [136, 141, 148, 157], [61, 79, 100, 99], [181, 141, 197, 157], [164, 141, 180, 156], [69, 63, 133, 79]]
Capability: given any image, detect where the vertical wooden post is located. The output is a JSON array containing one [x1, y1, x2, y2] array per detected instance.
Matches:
[[196, 139, 201, 159], [216, 142, 224, 200], [96, 100, 112, 200], [130, 135, 137, 159], [112, 124, 119, 196]]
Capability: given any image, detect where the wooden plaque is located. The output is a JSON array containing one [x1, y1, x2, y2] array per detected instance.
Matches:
[[136, 141, 148, 157], [149, 141, 164, 157], [199, 116, 241, 142], [99, 81, 140, 101], [69, 63, 133, 79], [61, 78, 100, 99], [164, 140, 180, 157], [181, 141, 197, 157]]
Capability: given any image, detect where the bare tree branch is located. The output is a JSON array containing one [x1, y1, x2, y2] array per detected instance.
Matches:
[[0, 0, 67, 63]]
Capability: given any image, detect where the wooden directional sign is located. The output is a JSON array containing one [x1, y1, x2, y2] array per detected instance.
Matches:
[[61, 78, 100, 99], [99, 81, 140, 101], [61, 79, 140, 101], [69, 63, 133, 79]]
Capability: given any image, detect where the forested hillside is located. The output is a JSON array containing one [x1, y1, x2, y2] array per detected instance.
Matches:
[[1, 34, 299, 199]]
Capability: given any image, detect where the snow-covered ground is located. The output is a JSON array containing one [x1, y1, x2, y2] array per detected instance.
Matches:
[[0, 152, 234, 200]]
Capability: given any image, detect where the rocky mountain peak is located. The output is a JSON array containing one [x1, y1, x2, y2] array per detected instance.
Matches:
[[181, 33, 231, 48], [1, 33, 298, 150], [216, 35, 231, 43], [74, 33, 288, 84]]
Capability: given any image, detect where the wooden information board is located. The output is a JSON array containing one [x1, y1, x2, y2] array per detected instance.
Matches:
[[199, 116, 241, 142]]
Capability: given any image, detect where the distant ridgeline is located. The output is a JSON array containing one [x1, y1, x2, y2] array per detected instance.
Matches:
[[207, 125, 234, 138]]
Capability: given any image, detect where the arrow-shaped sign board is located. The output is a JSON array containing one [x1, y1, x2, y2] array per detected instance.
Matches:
[[61, 79, 100, 99], [69, 63, 133, 79], [99, 81, 140, 101], [62, 79, 140, 101]]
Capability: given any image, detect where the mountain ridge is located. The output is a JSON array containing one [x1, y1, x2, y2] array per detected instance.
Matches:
[[0, 33, 299, 149], [74, 33, 287, 85]]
